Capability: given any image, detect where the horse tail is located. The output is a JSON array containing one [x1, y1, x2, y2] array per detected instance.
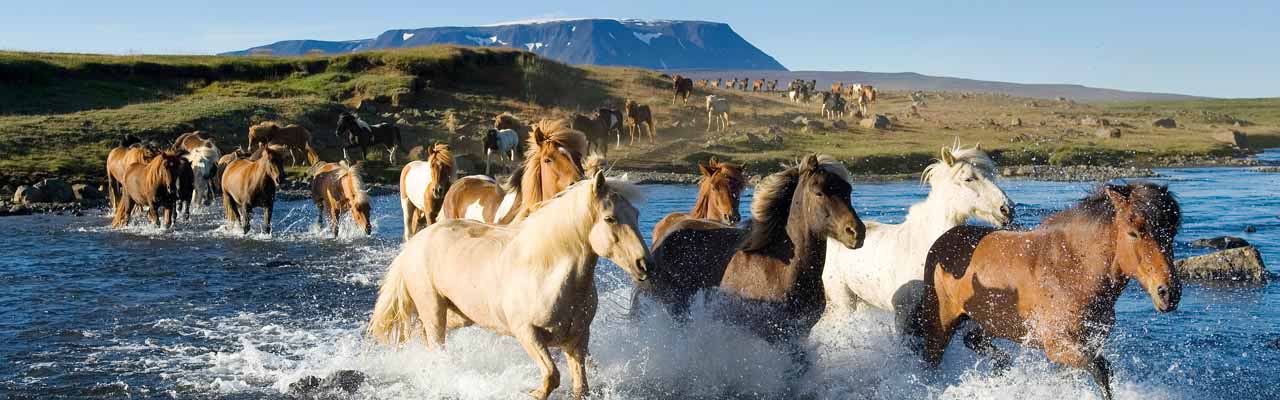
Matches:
[[304, 143, 320, 165], [367, 255, 416, 345]]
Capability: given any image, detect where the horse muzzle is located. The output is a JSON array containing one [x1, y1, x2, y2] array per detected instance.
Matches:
[[1151, 283, 1181, 313]]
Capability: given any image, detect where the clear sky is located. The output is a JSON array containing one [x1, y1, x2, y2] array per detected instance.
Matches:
[[3, 1, 1276, 98]]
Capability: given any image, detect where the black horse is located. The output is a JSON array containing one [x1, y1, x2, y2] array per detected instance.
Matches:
[[335, 112, 403, 164]]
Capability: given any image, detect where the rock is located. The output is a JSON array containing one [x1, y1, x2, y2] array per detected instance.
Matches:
[[12, 185, 44, 204], [286, 370, 367, 396], [1010, 117, 1022, 127], [1095, 127, 1122, 139], [791, 116, 811, 126], [1175, 246, 1268, 283], [860, 114, 892, 129], [1244, 225, 1257, 233], [36, 179, 75, 203], [72, 184, 103, 202], [1080, 117, 1110, 127], [1190, 236, 1250, 250], [2, 204, 32, 217], [1212, 129, 1249, 148], [1151, 117, 1177, 128], [288, 376, 323, 395], [804, 120, 825, 133], [832, 119, 849, 130]]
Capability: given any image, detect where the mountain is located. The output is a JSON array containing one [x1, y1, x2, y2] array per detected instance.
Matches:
[[674, 70, 1203, 102], [221, 19, 787, 71]]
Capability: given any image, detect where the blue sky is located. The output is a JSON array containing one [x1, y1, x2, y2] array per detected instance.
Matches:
[[3, 1, 1276, 98]]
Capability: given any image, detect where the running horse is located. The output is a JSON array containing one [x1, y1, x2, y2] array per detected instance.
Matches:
[[399, 143, 456, 240], [105, 140, 156, 212], [173, 131, 222, 213], [368, 172, 650, 400], [439, 119, 587, 224], [310, 161, 373, 237], [650, 158, 745, 247], [335, 112, 403, 164], [221, 145, 288, 234], [110, 150, 186, 229], [911, 182, 1181, 400], [247, 122, 320, 166]]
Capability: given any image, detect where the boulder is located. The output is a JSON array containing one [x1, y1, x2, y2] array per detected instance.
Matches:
[[1245, 225, 1257, 233], [287, 370, 366, 397], [1189, 236, 1250, 250], [72, 184, 103, 202], [1151, 117, 1177, 128], [1175, 246, 1268, 283], [1080, 117, 1110, 127], [803, 120, 825, 133], [1095, 127, 1122, 138], [36, 179, 75, 203], [12, 185, 45, 204], [1212, 129, 1249, 148], [832, 119, 849, 130], [860, 114, 892, 129]]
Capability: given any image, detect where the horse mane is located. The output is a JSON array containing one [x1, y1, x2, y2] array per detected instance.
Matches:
[[428, 143, 454, 169], [741, 155, 849, 252], [691, 160, 744, 217], [515, 177, 644, 267], [584, 153, 608, 177], [1044, 182, 1182, 244], [519, 119, 588, 210], [338, 163, 370, 206], [921, 143, 997, 185]]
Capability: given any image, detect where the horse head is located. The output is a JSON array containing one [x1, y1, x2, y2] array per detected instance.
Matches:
[[262, 144, 289, 187], [522, 121, 586, 212], [1106, 183, 1182, 313], [797, 155, 864, 250], [694, 157, 744, 225], [482, 128, 500, 154], [426, 143, 455, 200], [923, 144, 1014, 227], [586, 171, 649, 282]]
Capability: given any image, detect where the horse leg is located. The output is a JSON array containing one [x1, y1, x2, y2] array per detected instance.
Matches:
[[564, 332, 591, 399], [919, 288, 964, 367], [222, 191, 237, 227], [111, 197, 132, 228], [164, 205, 175, 230], [342, 147, 350, 162], [1044, 338, 1111, 400], [147, 204, 160, 227], [388, 145, 397, 165], [515, 330, 560, 400], [412, 291, 448, 349], [400, 197, 414, 241], [329, 208, 340, 238], [239, 204, 251, 235], [963, 327, 1012, 371], [262, 203, 274, 235], [485, 153, 491, 176]]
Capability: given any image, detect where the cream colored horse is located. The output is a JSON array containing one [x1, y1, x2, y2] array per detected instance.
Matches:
[[368, 172, 650, 400]]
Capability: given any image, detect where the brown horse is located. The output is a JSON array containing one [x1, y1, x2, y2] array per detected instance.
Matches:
[[570, 113, 610, 157], [752, 79, 763, 92], [624, 99, 656, 145], [247, 122, 319, 166], [673, 75, 694, 105], [105, 144, 155, 211], [310, 162, 372, 237], [221, 145, 288, 234], [439, 119, 587, 224], [637, 155, 865, 328], [399, 143, 456, 240], [111, 150, 185, 229], [912, 183, 1181, 400], [650, 158, 745, 247]]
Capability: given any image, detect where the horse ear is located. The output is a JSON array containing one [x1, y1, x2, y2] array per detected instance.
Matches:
[[974, 142, 983, 152], [592, 170, 607, 197], [533, 126, 548, 145], [800, 154, 820, 172], [698, 162, 714, 177], [940, 147, 956, 166], [1105, 186, 1129, 209]]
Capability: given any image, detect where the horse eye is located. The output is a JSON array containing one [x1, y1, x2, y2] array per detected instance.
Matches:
[[1127, 231, 1139, 238], [543, 158, 552, 163], [604, 216, 617, 224]]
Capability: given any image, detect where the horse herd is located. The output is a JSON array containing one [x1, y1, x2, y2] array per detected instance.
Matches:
[[100, 107, 1179, 399]]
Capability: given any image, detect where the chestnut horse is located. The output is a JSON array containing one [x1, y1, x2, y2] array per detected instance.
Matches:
[[624, 99, 656, 145], [105, 143, 155, 212], [248, 122, 319, 166], [650, 158, 745, 247], [439, 119, 587, 224], [221, 145, 288, 234], [911, 183, 1181, 400], [310, 162, 372, 237], [399, 143, 456, 240], [637, 155, 865, 331], [111, 150, 186, 229]]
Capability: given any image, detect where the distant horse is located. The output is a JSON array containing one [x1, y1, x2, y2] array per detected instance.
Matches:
[[752, 79, 763, 92], [368, 172, 650, 400], [105, 143, 155, 212], [637, 155, 865, 328], [712, 78, 722, 89], [673, 75, 694, 105], [335, 112, 402, 164], [650, 158, 745, 247], [766, 80, 778, 92], [440, 119, 587, 224], [571, 113, 610, 157], [831, 81, 844, 94], [481, 128, 520, 175], [705, 95, 731, 132], [399, 143, 456, 240], [624, 99, 656, 145], [728, 78, 740, 91], [822, 93, 847, 120], [221, 145, 288, 234], [695, 79, 708, 88], [310, 161, 372, 237], [819, 144, 1013, 333], [111, 150, 186, 229], [247, 122, 319, 166], [174, 132, 222, 210], [595, 108, 625, 148], [494, 112, 529, 137], [912, 183, 1181, 400]]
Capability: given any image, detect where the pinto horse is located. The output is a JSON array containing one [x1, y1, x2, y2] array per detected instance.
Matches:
[[399, 143, 456, 240], [595, 108, 625, 149], [650, 158, 744, 247], [440, 119, 587, 225], [911, 183, 1181, 400], [481, 128, 520, 175], [111, 150, 186, 229], [309, 162, 372, 237], [221, 145, 288, 234], [368, 173, 650, 400], [335, 112, 402, 164], [247, 122, 319, 166]]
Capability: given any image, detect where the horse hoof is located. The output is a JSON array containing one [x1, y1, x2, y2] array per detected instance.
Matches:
[[526, 389, 549, 400]]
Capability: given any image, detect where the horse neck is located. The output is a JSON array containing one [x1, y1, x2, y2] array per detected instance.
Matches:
[[147, 158, 172, 193], [903, 186, 971, 238], [781, 193, 828, 310], [689, 183, 713, 218], [1047, 215, 1128, 301], [510, 190, 599, 279]]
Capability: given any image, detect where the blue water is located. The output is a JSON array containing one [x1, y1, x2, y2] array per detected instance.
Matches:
[[2, 152, 1277, 399]]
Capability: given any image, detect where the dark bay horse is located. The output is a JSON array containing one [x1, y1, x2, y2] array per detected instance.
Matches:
[[570, 113, 610, 157], [111, 150, 186, 229], [310, 162, 372, 237], [221, 145, 288, 234], [335, 112, 402, 164], [624, 100, 656, 145], [650, 158, 745, 247], [912, 183, 1181, 400]]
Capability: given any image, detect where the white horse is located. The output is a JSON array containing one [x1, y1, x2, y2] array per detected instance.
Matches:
[[705, 95, 730, 132], [819, 144, 1014, 332], [183, 139, 221, 209], [368, 172, 650, 400]]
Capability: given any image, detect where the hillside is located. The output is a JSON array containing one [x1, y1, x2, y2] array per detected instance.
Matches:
[[223, 19, 786, 71]]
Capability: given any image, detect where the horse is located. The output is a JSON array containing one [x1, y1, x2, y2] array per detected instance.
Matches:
[[110, 150, 186, 229], [822, 93, 847, 120], [705, 95, 731, 132], [247, 121, 320, 166], [695, 79, 708, 88], [911, 183, 1182, 400], [481, 128, 520, 175], [399, 143, 456, 240], [636, 155, 865, 329], [335, 112, 402, 164], [439, 119, 587, 224], [571, 113, 610, 157], [767, 80, 778, 92], [595, 108, 625, 148], [221, 145, 288, 235], [309, 161, 372, 237], [712, 78, 722, 89], [752, 79, 764, 92], [650, 158, 745, 247], [105, 142, 155, 212], [673, 75, 694, 105], [368, 172, 650, 400], [174, 134, 221, 210], [831, 81, 843, 93], [818, 144, 1014, 333], [624, 99, 656, 145]]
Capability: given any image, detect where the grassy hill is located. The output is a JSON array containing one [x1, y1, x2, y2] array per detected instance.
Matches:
[[1, 46, 1276, 189]]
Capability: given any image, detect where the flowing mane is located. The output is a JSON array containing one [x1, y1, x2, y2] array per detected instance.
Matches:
[[520, 119, 588, 208], [921, 144, 997, 185], [337, 163, 370, 206], [742, 155, 850, 252], [514, 177, 644, 267], [1042, 182, 1181, 244], [427, 143, 454, 169]]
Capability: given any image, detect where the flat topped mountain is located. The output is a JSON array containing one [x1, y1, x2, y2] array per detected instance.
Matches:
[[222, 19, 787, 71]]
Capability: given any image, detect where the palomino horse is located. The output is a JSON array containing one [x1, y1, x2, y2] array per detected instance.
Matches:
[[105, 142, 155, 211], [174, 132, 222, 210], [440, 119, 587, 224], [335, 112, 403, 164], [247, 122, 320, 166], [624, 100, 656, 145], [820, 144, 1014, 333], [705, 95, 731, 132], [221, 145, 288, 234], [480, 128, 519, 175], [368, 172, 650, 400], [309, 161, 372, 237], [912, 182, 1181, 400], [638, 155, 865, 329], [111, 150, 186, 229], [650, 158, 744, 247], [398, 143, 456, 240]]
